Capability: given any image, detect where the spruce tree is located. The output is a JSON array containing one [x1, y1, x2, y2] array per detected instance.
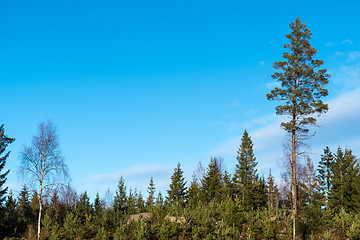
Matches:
[[2, 192, 18, 238], [76, 191, 93, 224], [328, 147, 360, 213], [94, 193, 104, 217], [266, 169, 280, 210], [233, 130, 258, 210], [156, 192, 164, 207], [0, 125, 14, 238], [31, 192, 40, 224], [113, 176, 127, 214], [17, 185, 33, 234], [146, 177, 156, 208], [317, 146, 334, 205], [253, 176, 267, 209], [301, 158, 323, 234], [133, 188, 144, 213], [0, 125, 15, 207], [201, 157, 222, 203], [266, 18, 330, 240], [187, 174, 201, 209], [126, 188, 136, 215], [167, 163, 187, 206], [223, 170, 235, 199]]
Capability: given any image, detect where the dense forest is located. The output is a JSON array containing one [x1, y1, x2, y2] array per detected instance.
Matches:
[[1, 18, 360, 240]]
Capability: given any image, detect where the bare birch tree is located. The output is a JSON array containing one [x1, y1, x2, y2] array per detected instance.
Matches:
[[19, 121, 68, 240]]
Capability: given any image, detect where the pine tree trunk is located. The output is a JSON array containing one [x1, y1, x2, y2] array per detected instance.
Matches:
[[292, 121, 297, 240]]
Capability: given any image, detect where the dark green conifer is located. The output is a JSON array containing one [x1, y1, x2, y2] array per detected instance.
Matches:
[[166, 163, 187, 206], [156, 192, 164, 207], [0, 125, 14, 239], [223, 170, 235, 199], [2, 191, 18, 238], [201, 157, 223, 203], [233, 130, 258, 210], [113, 176, 127, 214], [266, 169, 279, 210], [146, 177, 156, 208], [94, 192, 104, 216], [17, 185, 33, 234], [187, 174, 201, 208], [328, 147, 360, 213], [135, 189, 145, 212], [126, 188, 136, 215], [0, 125, 15, 207], [253, 176, 267, 209], [317, 146, 334, 205], [76, 191, 93, 224], [31, 192, 40, 224], [300, 158, 323, 233]]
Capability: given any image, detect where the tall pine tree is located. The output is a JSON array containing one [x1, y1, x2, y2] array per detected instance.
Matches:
[[266, 18, 330, 240]]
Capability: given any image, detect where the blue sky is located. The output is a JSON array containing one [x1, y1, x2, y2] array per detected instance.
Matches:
[[1, 0, 360, 201]]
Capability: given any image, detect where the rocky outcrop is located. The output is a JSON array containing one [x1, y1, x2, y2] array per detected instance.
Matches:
[[164, 215, 186, 224], [124, 212, 153, 225]]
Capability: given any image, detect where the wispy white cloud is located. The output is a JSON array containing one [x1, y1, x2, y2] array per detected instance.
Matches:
[[242, 114, 279, 128], [325, 42, 335, 47], [335, 51, 346, 56], [259, 61, 265, 66], [74, 164, 174, 198], [341, 39, 353, 44], [231, 101, 240, 108], [332, 63, 360, 89], [89, 164, 172, 182], [348, 51, 360, 62]]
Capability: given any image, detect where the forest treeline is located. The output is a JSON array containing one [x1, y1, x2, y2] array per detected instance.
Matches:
[[1, 128, 360, 239], [1, 18, 359, 240]]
